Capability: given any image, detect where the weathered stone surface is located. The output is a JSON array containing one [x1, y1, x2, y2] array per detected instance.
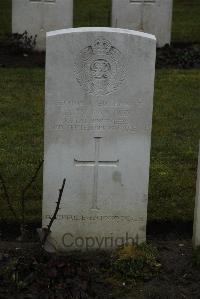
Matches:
[[43, 28, 156, 251], [193, 142, 200, 248], [112, 0, 173, 47], [12, 0, 73, 50]]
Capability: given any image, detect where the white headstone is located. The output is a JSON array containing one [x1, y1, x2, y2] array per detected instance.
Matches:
[[193, 142, 200, 248], [112, 0, 173, 47], [12, 0, 73, 50], [43, 28, 156, 252]]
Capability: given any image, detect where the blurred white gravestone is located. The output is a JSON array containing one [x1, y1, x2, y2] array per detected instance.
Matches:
[[112, 0, 173, 47], [42, 28, 156, 252], [193, 142, 200, 248], [12, 0, 73, 50]]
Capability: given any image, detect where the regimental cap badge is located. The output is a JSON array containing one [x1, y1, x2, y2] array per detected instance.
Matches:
[[74, 37, 127, 96]]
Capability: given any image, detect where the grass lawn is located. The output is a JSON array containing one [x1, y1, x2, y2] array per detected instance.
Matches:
[[0, 0, 200, 43], [0, 68, 200, 222], [0, 69, 44, 222], [149, 69, 200, 221], [0, 0, 11, 41], [74, 0, 111, 27], [171, 0, 200, 43]]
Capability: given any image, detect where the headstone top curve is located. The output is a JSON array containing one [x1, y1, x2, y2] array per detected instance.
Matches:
[[47, 27, 156, 41]]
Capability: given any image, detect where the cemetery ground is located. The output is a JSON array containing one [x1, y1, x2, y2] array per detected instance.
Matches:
[[0, 0, 200, 298], [0, 69, 200, 223], [0, 65, 200, 294]]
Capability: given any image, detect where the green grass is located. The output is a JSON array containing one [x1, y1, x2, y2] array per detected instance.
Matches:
[[172, 0, 200, 43], [0, 0, 11, 41], [74, 0, 111, 27], [0, 0, 200, 43], [149, 70, 200, 221], [0, 68, 200, 222], [0, 69, 44, 222]]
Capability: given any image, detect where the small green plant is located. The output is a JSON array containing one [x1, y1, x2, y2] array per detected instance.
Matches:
[[110, 243, 161, 282], [0, 255, 35, 290], [9, 31, 37, 53], [193, 246, 200, 268], [0, 258, 18, 288]]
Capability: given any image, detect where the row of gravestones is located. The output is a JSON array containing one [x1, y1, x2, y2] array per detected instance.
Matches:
[[12, 0, 173, 50], [40, 27, 200, 252]]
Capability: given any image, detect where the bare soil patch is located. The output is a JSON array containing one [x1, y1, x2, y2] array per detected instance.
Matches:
[[0, 222, 199, 299]]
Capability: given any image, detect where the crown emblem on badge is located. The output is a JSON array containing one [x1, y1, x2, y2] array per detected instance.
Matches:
[[91, 38, 112, 55]]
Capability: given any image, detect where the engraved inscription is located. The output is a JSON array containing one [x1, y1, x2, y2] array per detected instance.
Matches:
[[62, 107, 131, 125], [75, 38, 127, 96], [44, 215, 144, 222], [53, 102, 137, 133], [74, 137, 119, 210]]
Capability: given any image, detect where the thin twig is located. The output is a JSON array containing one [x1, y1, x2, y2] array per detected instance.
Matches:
[[21, 159, 44, 226], [21, 159, 44, 200], [42, 178, 66, 246], [0, 173, 18, 221]]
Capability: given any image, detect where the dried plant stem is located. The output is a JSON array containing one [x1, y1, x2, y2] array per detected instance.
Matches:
[[42, 178, 66, 246], [21, 159, 44, 227], [0, 173, 18, 221]]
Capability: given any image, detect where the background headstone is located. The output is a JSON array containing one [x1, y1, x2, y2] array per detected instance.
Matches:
[[193, 141, 200, 248], [112, 0, 173, 47], [43, 27, 156, 251], [12, 0, 73, 50]]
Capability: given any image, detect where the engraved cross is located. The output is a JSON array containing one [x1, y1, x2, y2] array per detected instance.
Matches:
[[30, 0, 56, 30], [74, 137, 119, 210], [130, 0, 155, 2], [130, 0, 156, 31]]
